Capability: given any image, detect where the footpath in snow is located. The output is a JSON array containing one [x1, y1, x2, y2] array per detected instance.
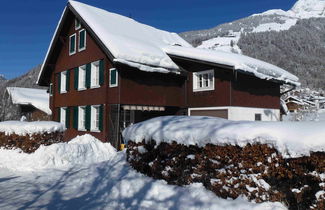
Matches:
[[0, 134, 285, 210]]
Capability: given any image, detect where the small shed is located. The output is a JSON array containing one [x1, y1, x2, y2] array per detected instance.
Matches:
[[2, 87, 51, 121]]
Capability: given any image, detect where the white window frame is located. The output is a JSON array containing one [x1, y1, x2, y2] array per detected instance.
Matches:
[[60, 107, 67, 127], [78, 29, 86, 52], [78, 65, 86, 90], [91, 105, 100, 132], [91, 61, 100, 88], [60, 71, 67, 93], [193, 69, 215, 92], [109, 68, 118, 88], [75, 18, 81, 30], [69, 33, 76, 56], [78, 106, 86, 131]]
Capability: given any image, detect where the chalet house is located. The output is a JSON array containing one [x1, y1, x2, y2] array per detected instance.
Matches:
[[2, 87, 51, 121], [37, 1, 300, 147]]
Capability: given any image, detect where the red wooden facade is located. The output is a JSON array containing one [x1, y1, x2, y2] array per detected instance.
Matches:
[[40, 7, 282, 147]]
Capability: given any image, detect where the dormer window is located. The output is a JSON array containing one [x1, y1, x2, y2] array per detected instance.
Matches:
[[78, 29, 86, 51], [75, 19, 81, 30], [69, 33, 76, 55]]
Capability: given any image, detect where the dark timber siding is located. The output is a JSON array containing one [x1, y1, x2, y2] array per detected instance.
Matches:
[[170, 57, 281, 109]]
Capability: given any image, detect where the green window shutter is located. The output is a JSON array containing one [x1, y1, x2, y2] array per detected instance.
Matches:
[[74, 67, 79, 90], [86, 63, 91, 88], [70, 35, 75, 53], [110, 69, 117, 86], [66, 70, 70, 92], [99, 60, 104, 86], [85, 105, 91, 131], [79, 30, 85, 49], [66, 107, 70, 128], [57, 107, 61, 122], [73, 106, 78, 129], [58, 73, 61, 93], [99, 104, 104, 131]]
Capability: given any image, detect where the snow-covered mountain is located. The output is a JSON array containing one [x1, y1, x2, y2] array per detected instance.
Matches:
[[0, 75, 6, 83], [180, 0, 325, 89]]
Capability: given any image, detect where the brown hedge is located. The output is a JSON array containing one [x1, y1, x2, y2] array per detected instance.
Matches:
[[0, 131, 64, 153], [127, 140, 325, 210]]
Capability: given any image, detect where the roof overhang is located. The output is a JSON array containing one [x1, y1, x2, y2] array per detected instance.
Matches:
[[168, 54, 298, 87], [37, 2, 115, 86]]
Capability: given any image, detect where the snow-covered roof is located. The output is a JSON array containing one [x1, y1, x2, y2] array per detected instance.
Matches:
[[6, 87, 51, 115], [38, 0, 299, 86], [164, 46, 300, 86], [123, 116, 325, 158]]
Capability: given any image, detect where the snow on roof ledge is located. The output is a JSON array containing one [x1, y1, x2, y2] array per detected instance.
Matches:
[[164, 46, 300, 86], [113, 58, 180, 74], [6, 87, 52, 115]]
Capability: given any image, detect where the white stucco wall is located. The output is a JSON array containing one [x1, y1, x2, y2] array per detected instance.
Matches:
[[188, 106, 280, 121]]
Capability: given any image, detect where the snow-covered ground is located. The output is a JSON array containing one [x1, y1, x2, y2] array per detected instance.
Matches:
[[0, 134, 286, 209], [123, 116, 325, 158]]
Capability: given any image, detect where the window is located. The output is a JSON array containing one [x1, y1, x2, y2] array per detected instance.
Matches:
[[60, 107, 67, 127], [60, 71, 67, 93], [78, 29, 86, 51], [78, 106, 86, 130], [91, 61, 100, 88], [255, 114, 262, 121], [78, 65, 86, 90], [69, 33, 76, 55], [91, 105, 100, 131], [75, 18, 81, 30], [109, 68, 118, 87], [193, 70, 214, 92]]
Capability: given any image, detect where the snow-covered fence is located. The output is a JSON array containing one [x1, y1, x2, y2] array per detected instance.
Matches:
[[0, 121, 65, 153]]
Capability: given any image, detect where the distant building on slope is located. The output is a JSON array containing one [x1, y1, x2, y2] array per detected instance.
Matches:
[[37, 0, 300, 147], [1, 87, 51, 121]]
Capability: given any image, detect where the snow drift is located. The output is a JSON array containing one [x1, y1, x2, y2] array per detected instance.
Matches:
[[123, 116, 325, 158], [0, 134, 116, 171]]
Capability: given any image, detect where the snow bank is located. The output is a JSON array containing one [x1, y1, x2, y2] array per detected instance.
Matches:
[[123, 116, 325, 158], [0, 134, 116, 171], [0, 149, 286, 210], [0, 121, 64, 136], [6, 87, 51, 115], [164, 46, 300, 86]]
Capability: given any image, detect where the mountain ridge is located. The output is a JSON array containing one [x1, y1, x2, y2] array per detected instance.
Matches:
[[179, 0, 325, 89]]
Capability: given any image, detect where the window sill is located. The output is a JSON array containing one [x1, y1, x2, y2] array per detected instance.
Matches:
[[90, 129, 101, 133], [69, 51, 76, 56], [193, 88, 215, 92], [78, 128, 87, 132], [90, 85, 100, 89], [109, 84, 118, 88], [78, 87, 87, 91], [78, 47, 86, 52], [60, 91, 67, 94]]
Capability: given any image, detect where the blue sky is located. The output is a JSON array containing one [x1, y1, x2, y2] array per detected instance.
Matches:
[[0, 0, 296, 79]]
